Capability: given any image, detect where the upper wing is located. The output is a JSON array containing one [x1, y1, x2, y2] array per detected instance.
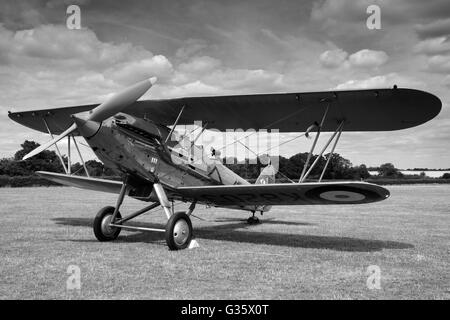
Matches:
[[9, 88, 441, 134], [9, 104, 95, 136], [175, 181, 390, 206]]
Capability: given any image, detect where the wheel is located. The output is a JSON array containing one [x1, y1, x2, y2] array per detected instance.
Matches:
[[93, 206, 122, 241], [247, 215, 260, 225], [165, 211, 193, 250]]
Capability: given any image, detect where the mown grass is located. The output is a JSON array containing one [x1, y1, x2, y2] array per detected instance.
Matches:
[[0, 185, 449, 299]]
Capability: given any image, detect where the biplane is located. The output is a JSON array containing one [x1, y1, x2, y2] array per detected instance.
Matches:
[[8, 78, 441, 250]]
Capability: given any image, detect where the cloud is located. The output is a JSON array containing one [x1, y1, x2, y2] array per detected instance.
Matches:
[[414, 37, 450, 55], [178, 56, 222, 75], [312, 0, 450, 27], [107, 55, 174, 84], [1, 1, 449, 169], [319, 49, 348, 68], [415, 18, 450, 39], [348, 49, 388, 68], [309, 0, 450, 56], [427, 55, 450, 73], [0, 24, 178, 108], [0, 24, 154, 70], [443, 75, 450, 88], [0, 23, 288, 108], [311, 0, 370, 24], [319, 48, 388, 70], [413, 37, 450, 75], [159, 66, 286, 99], [175, 38, 209, 59], [335, 73, 423, 89], [156, 80, 223, 98]]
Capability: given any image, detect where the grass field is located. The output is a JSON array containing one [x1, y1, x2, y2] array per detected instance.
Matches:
[[0, 185, 449, 299]]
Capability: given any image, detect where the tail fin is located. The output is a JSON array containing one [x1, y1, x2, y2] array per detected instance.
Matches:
[[254, 164, 276, 213], [255, 164, 276, 185]]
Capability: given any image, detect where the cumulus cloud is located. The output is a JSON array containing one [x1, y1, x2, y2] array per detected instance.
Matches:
[[0, 1, 448, 169], [107, 55, 174, 85], [0, 24, 178, 108], [319, 49, 348, 68], [156, 80, 223, 98], [312, 0, 450, 27], [348, 49, 388, 68], [0, 24, 158, 71], [443, 75, 450, 88], [309, 0, 387, 45], [309, 0, 450, 55], [311, 0, 370, 24], [164, 66, 285, 98], [213, 68, 284, 92], [335, 73, 423, 89], [415, 18, 450, 39], [414, 37, 450, 55], [0, 23, 288, 108], [319, 48, 388, 70], [427, 55, 450, 73], [178, 56, 222, 75]]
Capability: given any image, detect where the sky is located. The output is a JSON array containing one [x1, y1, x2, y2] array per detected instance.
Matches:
[[0, 0, 450, 169]]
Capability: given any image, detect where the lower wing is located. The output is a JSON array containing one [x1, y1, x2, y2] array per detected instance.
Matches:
[[176, 182, 390, 206], [37, 171, 389, 206], [37, 171, 122, 194]]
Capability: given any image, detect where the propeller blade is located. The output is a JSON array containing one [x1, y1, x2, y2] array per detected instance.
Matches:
[[88, 77, 157, 122], [22, 77, 157, 160], [22, 123, 77, 160]]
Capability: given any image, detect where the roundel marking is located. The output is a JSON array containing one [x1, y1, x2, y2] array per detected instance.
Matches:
[[319, 190, 366, 202]]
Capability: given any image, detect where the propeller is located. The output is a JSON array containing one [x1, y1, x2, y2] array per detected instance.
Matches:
[[22, 77, 157, 160]]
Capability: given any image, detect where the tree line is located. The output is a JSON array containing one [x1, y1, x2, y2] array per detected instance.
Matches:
[[224, 154, 405, 181], [0, 140, 114, 177], [0, 140, 437, 181]]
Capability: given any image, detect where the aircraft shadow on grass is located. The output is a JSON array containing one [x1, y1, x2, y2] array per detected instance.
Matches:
[[52, 217, 414, 252]]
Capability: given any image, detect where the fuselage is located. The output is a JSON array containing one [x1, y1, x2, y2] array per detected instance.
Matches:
[[83, 113, 249, 196]]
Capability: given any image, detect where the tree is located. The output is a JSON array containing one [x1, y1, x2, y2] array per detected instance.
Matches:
[[378, 163, 403, 178], [0, 140, 117, 177], [321, 153, 353, 179], [0, 140, 65, 176], [283, 153, 326, 180], [85, 160, 105, 176], [353, 164, 371, 180]]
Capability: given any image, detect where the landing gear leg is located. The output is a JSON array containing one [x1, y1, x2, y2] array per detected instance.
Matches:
[[153, 182, 194, 250], [93, 176, 128, 241], [93, 178, 196, 250], [247, 211, 260, 225]]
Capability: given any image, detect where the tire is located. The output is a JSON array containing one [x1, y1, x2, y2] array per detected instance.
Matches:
[[247, 216, 260, 225], [93, 206, 122, 241], [165, 211, 193, 250]]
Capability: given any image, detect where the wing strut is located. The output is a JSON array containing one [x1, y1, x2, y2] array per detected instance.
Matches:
[[67, 135, 71, 174], [71, 134, 90, 177], [299, 101, 330, 182], [43, 117, 91, 177], [319, 121, 344, 182], [165, 105, 185, 143], [300, 120, 345, 182], [42, 118, 68, 174]]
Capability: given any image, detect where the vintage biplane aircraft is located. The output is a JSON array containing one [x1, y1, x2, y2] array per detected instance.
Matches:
[[8, 78, 441, 250]]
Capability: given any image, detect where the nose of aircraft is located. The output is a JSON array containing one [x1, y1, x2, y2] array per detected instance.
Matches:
[[72, 113, 102, 139]]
